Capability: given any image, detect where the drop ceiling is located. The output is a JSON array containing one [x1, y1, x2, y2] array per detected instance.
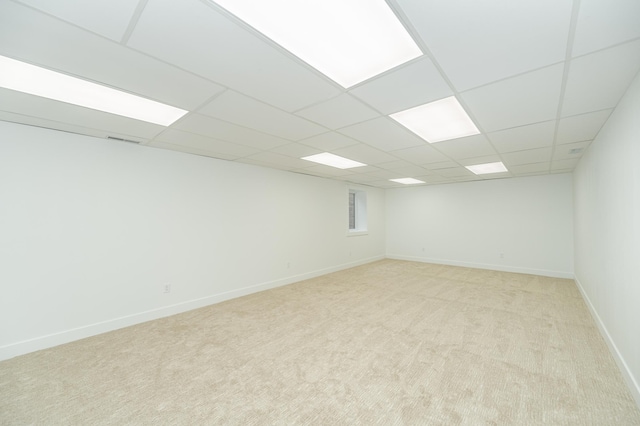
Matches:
[[1, 0, 639, 188]]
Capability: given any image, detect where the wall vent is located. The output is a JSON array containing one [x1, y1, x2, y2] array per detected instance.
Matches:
[[107, 136, 140, 144]]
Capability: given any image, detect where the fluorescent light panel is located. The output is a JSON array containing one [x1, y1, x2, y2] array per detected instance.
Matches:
[[211, 0, 422, 88], [0, 55, 188, 126], [465, 162, 508, 175], [390, 178, 424, 184], [302, 152, 366, 169], [390, 96, 480, 143]]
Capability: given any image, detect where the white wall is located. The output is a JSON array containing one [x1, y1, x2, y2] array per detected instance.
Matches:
[[573, 71, 640, 404], [0, 121, 385, 360], [386, 174, 574, 278]]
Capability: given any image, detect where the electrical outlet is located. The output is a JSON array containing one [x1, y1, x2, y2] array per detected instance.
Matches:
[[163, 284, 171, 294], [499, 253, 504, 259]]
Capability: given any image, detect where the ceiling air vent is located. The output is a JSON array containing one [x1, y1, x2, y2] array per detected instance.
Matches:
[[568, 148, 583, 155], [107, 136, 141, 144]]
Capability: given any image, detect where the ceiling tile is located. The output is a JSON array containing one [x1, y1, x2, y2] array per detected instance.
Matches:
[[553, 141, 592, 161], [436, 167, 476, 178], [562, 40, 640, 117], [363, 169, 405, 179], [338, 117, 426, 151], [423, 161, 459, 170], [396, 0, 572, 91], [16, 0, 139, 42], [0, 2, 224, 111], [509, 162, 551, 175], [295, 94, 379, 129], [127, 0, 340, 111], [458, 155, 504, 167], [0, 112, 148, 143], [0, 88, 164, 139], [462, 64, 564, 132], [199, 91, 326, 141], [349, 57, 453, 114], [150, 141, 238, 161], [152, 129, 258, 159], [488, 121, 556, 153], [295, 165, 354, 177], [551, 159, 580, 170], [244, 152, 310, 170], [298, 132, 360, 151], [572, 0, 640, 56], [269, 143, 322, 159], [175, 113, 289, 150], [502, 147, 553, 166], [431, 135, 497, 160], [333, 144, 397, 165], [556, 109, 612, 144], [342, 174, 380, 183], [390, 145, 451, 164]]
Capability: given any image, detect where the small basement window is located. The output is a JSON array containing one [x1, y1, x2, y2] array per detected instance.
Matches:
[[348, 189, 367, 234]]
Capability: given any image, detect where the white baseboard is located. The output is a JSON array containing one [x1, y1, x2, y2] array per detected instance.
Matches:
[[386, 254, 574, 279], [573, 275, 640, 408], [0, 255, 384, 362]]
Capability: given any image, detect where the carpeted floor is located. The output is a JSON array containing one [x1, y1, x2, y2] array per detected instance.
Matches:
[[1, 260, 639, 425]]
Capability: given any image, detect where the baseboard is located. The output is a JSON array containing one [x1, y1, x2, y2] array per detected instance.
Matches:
[[0, 255, 384, 362], [385, 254, 574, 279], [573, 274, 640, 408]]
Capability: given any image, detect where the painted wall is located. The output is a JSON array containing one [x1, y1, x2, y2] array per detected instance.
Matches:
[[573, 71, 640, 404], [0, 121, 385, 360], [385, 174, 574, 278]]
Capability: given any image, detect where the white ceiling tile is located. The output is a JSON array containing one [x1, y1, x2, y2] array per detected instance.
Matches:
[[462, 64, 564, 132], [390, 145, 451, 164], [396, 0, 572, 91], [431, 135, 497, 160], [127, 0, 340, 111], [458, 155, 505, 167], [386, 165, 431, 176], [423, 161, 459, 170], [244, 152, 310, 170], [436, 167, 476, 178], [269, 143, 322, 159], [16, 0, 139, 42], [551, 159, 580, 170], [553, 141, 592, 161], [342, 174, 380, 183], [0, 111, 149, 143], [413, 175, 452, 184], [562, 40, 640, 117], [333, 144, 397, 165], [295, 94, 379, 129], [199, 91, 325, 141], [339, 117, 426, 151], [299, 132, 360, 151], [488, 121, 556, 153], [152, 129, 258, 159], [363, 169, 405, 179], [349, 57, 453, 114], [0, 88, 164, 139], [502, 147, 553, 166], [175, 113, 289, 150], [556, 109, 612, 144], [296, 165, 354, 177], [572, 0, 640, 56], [0, 2, 223, 111], [509, 162, 551, 175], [150, 141, 238, 161]]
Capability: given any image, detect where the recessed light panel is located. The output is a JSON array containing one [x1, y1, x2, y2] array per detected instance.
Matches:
[[390, 178, 425, 184], [390, 96, 480, 143], [210, 0, 422, 88], [301, 152, 366, 169], [465, 161, 508, 175], [0, 55, 188, 126]]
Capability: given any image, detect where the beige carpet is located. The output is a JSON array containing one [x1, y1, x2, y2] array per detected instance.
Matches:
[[1, 260, 639, 425]]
